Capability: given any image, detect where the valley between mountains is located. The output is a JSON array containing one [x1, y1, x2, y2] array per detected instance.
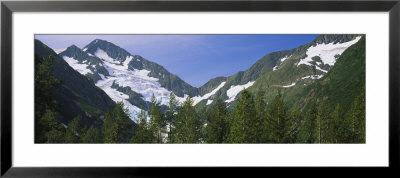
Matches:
[[34, 34, 365, 143]]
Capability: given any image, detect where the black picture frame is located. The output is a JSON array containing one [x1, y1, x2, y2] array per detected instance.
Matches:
[[1, 0, 399, 177]]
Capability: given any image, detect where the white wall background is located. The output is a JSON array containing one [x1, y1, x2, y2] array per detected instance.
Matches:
[[13, 12, 388, 167]]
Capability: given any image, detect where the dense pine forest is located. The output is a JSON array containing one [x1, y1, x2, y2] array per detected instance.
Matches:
[[35, 55, 365, 143]]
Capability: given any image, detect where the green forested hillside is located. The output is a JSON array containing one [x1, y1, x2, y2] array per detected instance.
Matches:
[[295, 35, 366, 115], [199, 34, 361, 108], [35, 39, 116, 128]]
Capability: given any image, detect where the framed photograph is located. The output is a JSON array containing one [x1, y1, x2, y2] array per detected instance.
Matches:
[[1, 0, 399, 177]]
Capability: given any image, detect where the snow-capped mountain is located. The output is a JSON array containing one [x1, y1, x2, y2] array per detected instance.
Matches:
[[54, 34, 362, 121], [59, 39, 199, 121], [195, 34, 363, 107]]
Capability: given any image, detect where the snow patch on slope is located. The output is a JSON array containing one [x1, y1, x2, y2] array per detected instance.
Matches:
[[315, 66, 328, 73], [273, 66, 278, 71], [225, 81, 255, 103], [192, 81, 226, 105], [95, 48, 120, 64], [273, 55, 291, 71], [62, 56, 93, 75], [282, 82, 296, 88], [280, 55, 291, 63], [206, 100, 213, 105], [298, 36, 361, 67], [123, 56, 133, 70], [301, 75, 323, 80]]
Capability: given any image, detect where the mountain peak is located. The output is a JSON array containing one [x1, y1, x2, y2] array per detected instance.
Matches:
[[60, 44, 85, 55], [91, 39, 109, 45], [83, 39, 132, 62], [59, 44, 93, 63], [67, 44, 81, 50]]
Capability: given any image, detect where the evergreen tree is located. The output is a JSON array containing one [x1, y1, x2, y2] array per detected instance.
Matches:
[[148, 95, 167, 143], [338, 88, 366, 143], [34, 55, 62, 143], [173, 97, 202, 143], [351, 88, 366, 143], [197, 106, 208, 143], [81, 126, 102, 143], [205, 98, 228, 143], [34, 55, 62, 114], [254, 88, 267, 143], [332, 104, 344, 143], [264, 93, 288, 143], [113, 102, 134, 143], [166, 92, 178, 143], [102, 110, 115, 143], [227, 89, 257, 143], [287, 104, 303, 143], [304, 102, 318, 143], [131, 109, 154, 143], [64, 115, 82, 143], [222, 111, 234, 143], [316, 104, 330, 143], [102, 102, 134, 143], [38, 110, 65, 143]]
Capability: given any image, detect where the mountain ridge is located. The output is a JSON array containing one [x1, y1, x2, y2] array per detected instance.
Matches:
[[38, 34, 362, 122]]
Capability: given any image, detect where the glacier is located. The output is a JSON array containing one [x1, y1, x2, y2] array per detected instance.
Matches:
[[92, 48, 188, 121], [62, 47, 189, 122]]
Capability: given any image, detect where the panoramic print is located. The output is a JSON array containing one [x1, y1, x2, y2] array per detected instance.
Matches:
[[34, 34, 365, 144]]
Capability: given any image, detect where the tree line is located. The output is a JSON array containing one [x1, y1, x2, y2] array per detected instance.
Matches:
[[35, 55, 365, 144]]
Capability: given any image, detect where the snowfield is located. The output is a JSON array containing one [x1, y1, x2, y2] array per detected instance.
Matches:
[[225, 81, 255, 103], [62, 56, 93, 75], [298, 36, 361, 67], [63, 47, 188, 122], [95, 48, 121, 65], [192, 81, 226, 105]]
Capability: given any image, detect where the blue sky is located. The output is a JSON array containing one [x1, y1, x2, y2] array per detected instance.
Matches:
[[35, 34, 318, 87]]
